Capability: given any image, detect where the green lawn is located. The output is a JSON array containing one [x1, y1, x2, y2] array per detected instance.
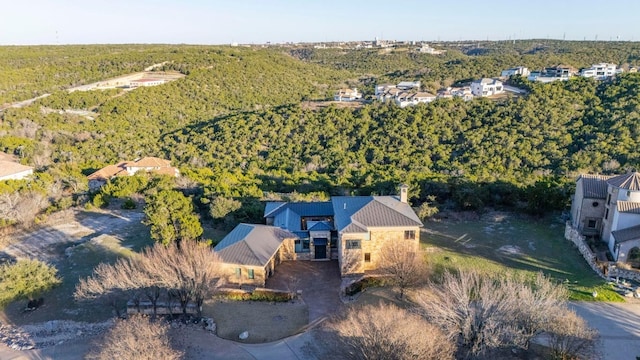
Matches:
[[422, 212, 623, 302]]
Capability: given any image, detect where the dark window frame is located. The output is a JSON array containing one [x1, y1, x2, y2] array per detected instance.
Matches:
[[404, 230, 416, 240]]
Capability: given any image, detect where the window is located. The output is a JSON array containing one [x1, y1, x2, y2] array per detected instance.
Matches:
[[605, 209, 609, 220], [404, 230, 416, 240], [295, 239, 311, 253], [247, 269, 254, 280], [592, 202, 599, 207], [607, 193, 611, 205], [364, 253, 371, 262], [346, 240, 361, 249], [235, 268, 241, 278], [587, 219, 597, 229]]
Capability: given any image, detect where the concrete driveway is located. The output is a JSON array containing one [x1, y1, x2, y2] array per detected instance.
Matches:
[[265, 261, 343, 322], [570, 302, 640, 360]]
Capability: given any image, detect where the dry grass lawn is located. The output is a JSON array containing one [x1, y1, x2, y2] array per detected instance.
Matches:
[[204, 300, 308, 343]]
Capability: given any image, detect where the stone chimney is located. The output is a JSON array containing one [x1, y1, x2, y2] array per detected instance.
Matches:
[[399, 184, 409, 203]]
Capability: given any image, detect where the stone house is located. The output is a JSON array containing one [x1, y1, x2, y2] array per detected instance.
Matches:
[[215, 185, 423, 281], [213, 224, 298, 286], [570, 172, 640, 264]]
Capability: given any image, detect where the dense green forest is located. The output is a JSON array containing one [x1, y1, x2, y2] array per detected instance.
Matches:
[[1, 41, 640, 223]]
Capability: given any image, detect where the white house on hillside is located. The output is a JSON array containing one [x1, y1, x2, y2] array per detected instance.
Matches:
[[334, 88, 362, 102], [395, 92, 436, 107], [470, 78, 504, 97], [570, 172, 640, 264], [396, 81, 421, 90], [501, 66, 530, 77], [580, 63, 620, 80]]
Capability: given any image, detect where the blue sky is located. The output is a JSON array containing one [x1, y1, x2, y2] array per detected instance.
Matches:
[[1, 0, 639, 45]]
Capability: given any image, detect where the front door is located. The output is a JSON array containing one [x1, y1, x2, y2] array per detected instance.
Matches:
[[313, 238, 328, 259], [314, 245, 327, 259]]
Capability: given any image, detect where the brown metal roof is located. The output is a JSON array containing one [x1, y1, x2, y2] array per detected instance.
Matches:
[[612, 224, 640, 243], [607, 172, 640, 190], [616, 201, 640, 214], [578, 174, 612, 199]]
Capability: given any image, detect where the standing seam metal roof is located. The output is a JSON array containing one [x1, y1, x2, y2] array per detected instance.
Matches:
[[264, 202, 333, 218], [332, 196, 423, 233], [213, 224, 298, 266]]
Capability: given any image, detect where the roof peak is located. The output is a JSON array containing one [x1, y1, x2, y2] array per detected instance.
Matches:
[[607, 172, 640, 190]]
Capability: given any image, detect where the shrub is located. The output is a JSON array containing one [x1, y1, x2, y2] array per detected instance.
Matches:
[[328, 303, 455, 360], [86, 315, 182, 360], [344, 276, 388, 296], [92, 193, 110, 208], [121, 198, 136, 210], [0, 259, 61, 307]]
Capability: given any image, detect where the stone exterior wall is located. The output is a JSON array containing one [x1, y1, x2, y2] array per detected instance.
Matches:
[[219, 263, 267, 287], [279, 238, 312, 261], [576, 198, 606, 235], [608, 265, 640, 282], [564, 222, 607, 279], [566, 222, 640, 282], [339, 227, 420, 275]]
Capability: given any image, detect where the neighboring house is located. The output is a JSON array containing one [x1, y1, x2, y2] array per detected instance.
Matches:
[[87, 156, 179, 190], [580, 63, 620, 80], [470, 78, 504, 97], [0, 160, 34, 181], [396, 81, 421, 90], [395, 92, 436, 107], [129, 78, 165, 88], [333, 88, 362, 102], [215, 185, 423, 280], [375, 84, 396, 96], [415, 44, 445, 55], [437, 87, 474, 101], [501, 66, 530, 77], [570, 172, 640, 263], [528, 65, 577, 83]]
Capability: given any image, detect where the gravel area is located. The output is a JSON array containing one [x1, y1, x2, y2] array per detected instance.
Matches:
[[0, 319, 112, 351]]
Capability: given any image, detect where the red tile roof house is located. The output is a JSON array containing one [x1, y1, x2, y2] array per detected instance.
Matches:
[[87, 156, 179, 190], [214, 184, 423, 286]]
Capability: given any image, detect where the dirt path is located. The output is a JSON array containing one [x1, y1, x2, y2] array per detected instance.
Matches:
[[0, 209, 144, 264]]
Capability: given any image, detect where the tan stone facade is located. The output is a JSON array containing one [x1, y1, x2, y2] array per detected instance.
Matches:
[[339, 226, 421, 275], [220, 262, 267, 287]]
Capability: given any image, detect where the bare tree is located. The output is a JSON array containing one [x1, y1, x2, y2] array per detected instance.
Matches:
[[86, 315, 182, 360], [141, 241, 223, 317], [546, 308, 596, 360], [76, 241, 224, 318], [417, 270, 580, 359], [378, 240, 428, 299], [327, 303, 455, 360], [511, 272, 569, 347]]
